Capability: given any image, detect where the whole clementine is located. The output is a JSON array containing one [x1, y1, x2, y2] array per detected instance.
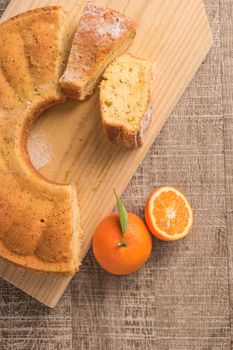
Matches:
[[93, 213, 152, 275]]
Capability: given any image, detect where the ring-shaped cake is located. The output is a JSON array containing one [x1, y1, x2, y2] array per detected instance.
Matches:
[[0, 6, 82, 275]]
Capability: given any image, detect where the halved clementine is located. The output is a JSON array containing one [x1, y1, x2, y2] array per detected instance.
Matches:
[[145, 187, 193, 241]]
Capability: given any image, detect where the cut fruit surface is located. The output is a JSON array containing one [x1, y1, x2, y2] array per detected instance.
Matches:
[[145, 187, 193, 241]]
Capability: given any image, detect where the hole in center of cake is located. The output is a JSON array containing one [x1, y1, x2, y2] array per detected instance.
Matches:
[[27, 91, 104, 185]]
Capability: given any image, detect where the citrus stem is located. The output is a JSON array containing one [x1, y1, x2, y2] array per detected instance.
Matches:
[[117, 240, 128, 248]]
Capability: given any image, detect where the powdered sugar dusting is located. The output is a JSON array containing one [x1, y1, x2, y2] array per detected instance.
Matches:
[[39, 82, 50, 90], [85, 2, 103, 16], [28, 130, 53, 169], [140, 105, 153, 137], [80, 3, 127, 39], [97, 20, 125, 39]]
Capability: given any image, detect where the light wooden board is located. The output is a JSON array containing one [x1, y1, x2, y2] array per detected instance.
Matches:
[[0, 0, 212, 308]]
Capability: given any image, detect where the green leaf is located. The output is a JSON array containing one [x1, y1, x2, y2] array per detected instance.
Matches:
[[113, 189, 128, 237]]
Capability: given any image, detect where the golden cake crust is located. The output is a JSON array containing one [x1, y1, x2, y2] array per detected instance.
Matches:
[[59, 2, 137, 100], [0, 7, 82, 275]]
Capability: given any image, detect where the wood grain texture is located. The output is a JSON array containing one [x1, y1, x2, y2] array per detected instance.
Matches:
[[0, 0, 231, 349], [71, 2, 229, 346], [0, 0, 212, 309], [220, 0, 233, 344]]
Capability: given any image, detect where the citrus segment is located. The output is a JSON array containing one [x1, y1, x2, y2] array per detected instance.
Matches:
[[145, 187, 193, 241]]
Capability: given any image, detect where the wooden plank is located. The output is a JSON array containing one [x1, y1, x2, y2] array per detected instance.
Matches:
[[71, 2, 230, 349], [220, 0, 233, 342], [0, 0, 212, 307]]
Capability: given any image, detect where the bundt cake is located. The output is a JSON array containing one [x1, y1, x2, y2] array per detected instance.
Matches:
[[59, 2, 137, 100], [0, 6, 83, 275]]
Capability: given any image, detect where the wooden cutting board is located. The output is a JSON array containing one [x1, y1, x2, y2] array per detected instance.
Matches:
[[0, 0, 212, 308]]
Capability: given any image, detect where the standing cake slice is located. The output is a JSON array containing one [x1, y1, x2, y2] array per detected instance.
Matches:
[[59, 2, 137, 100], [100, 54, 153, 149]]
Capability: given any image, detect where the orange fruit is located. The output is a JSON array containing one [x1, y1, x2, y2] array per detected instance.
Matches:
[[145, 186, 193, 241], [93, 213, 152, 275]]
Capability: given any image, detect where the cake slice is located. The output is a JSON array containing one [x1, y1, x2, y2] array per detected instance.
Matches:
[[100, 54, 153, 149], [59, 2, 137, 100]]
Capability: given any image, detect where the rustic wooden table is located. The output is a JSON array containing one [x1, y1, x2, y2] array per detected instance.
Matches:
[[0, 0, 232, 349]]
